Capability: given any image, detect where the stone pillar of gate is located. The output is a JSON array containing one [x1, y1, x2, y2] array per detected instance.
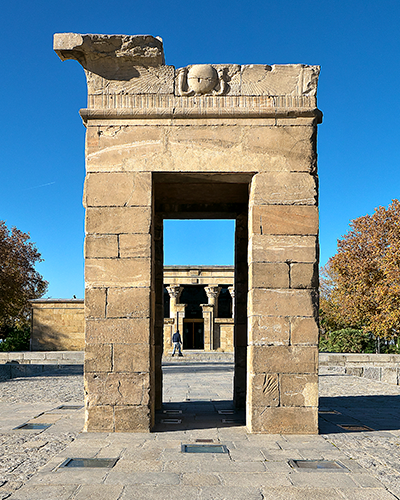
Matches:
[[175, 303, 186, 339], [54, 32, 322, 433]]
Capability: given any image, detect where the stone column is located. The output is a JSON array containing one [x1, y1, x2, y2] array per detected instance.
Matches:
[[201, 304, 214, 351], [166, 285, 183, 319], [228, 286, 235, 318], [175, 303, 186, 340], [203, 286, 220, 351], [247, 171, 319, 434]]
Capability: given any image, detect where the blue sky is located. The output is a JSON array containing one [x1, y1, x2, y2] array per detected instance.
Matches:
[[1, 0, 399, 298]]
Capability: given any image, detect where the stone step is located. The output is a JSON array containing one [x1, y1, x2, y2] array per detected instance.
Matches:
[[162, 350, 234, 363]]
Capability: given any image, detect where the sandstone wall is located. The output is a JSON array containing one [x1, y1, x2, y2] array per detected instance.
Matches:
[[30, 300, 84, 351]]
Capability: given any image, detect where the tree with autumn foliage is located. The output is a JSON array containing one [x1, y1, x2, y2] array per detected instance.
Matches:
[[0, 221, 48, 342], [321, 200, 400, 348]]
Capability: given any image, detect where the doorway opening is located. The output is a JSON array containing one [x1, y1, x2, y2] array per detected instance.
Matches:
[[153, 173, 251, 430]]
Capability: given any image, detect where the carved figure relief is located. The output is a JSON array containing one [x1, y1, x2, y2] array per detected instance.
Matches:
[[177, 64, 229, 96]]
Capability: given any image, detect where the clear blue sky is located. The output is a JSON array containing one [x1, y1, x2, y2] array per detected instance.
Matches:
[[1, 0, 399, 298]]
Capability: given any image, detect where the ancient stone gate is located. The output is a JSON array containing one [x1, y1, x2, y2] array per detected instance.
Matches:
[[54, 33, 322, 434]]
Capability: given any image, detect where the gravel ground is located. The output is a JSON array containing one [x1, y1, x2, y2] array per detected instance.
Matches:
[[0, 369, 84, 498], [2, 366, 400, 498]]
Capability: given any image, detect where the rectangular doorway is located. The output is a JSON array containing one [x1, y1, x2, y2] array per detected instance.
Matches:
[[183, 320, 204, 350]]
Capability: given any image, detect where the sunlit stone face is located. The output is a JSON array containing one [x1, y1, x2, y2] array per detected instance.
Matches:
[[187, 64, 217, 94]]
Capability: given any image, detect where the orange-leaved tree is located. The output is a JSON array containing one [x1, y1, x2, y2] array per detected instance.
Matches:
[[328, 199, 400, 340], [0, 221, 48, 338]]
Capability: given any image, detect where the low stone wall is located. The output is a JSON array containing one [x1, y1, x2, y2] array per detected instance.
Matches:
[[0, 351, 84, 379], [319, 353, 400, 385]]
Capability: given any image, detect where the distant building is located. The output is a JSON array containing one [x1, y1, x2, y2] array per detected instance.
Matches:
[[30, 266, 234, 352]]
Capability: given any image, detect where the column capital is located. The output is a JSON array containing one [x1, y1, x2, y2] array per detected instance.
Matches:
[[204, 286, 221, 302], [166, 285, 183, 301]]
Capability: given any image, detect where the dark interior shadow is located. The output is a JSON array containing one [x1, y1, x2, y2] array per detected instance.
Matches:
[[154, 399, 245, 432], [319, 394, 400, 434]]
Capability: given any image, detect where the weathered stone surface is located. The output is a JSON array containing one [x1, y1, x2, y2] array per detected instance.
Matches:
[[250, 205, 318, 236], [249, 262, 289, 289], [248, 316, 290, 346], [119, 234, 151, 258], [113, 343, 150, 373], [85, 343, 112, 372], [106, 287, 151, 318], [85, 405, 114, 432], [248, 374, 279, 407], [86, 318, 150, 344], [86, 207, 151, 234], [280, 374, 318, 406], [249, 289, 317, 317], [85, 372, 150, 406], [84, 172, 152, 207], [244, 126, 316, 172], [241, 64, 320, 97], [290, 263, 318, 289], [249, 235, 317, 263], [85, 235, 119, 258], [85, 258, 151, 287], [85, 288, 106, 318], [291, 317, 319, 345], [248, 406, 318, 434], [250, 172, 317, 206], [30, 300, 84, 351], [114, 406, 151, 432], [248, 345, 318, 374]]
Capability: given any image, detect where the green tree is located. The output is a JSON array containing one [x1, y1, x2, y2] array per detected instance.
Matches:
[[323, 199, 400, 342], [0, 221, 48, 339]]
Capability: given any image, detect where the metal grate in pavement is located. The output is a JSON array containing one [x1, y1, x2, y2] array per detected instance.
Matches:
[[163, 409, 182, 415], [338, 424, 374, 431], [218, 410, 235, 414], [161, 418, 182, 424], [289, 459, 349, 471], [181, 444, 228, 454], [59, 458, 118, 468], [55, 405, 84, 410], [14, 423, 52, 430]]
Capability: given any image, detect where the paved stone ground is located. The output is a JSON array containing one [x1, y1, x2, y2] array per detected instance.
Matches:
[[0, 362, 399, 498]]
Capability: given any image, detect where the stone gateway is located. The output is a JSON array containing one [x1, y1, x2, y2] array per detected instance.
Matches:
[[54, 33, 322, 434]]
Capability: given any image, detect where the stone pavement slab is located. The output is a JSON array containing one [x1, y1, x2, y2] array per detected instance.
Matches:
[[2, 364, 400, 499]]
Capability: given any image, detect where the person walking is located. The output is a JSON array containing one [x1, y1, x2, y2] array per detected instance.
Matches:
[[172, 330, 183, 357]]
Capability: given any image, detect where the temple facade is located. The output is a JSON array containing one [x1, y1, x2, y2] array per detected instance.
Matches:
[[30, 266, 234, 353]]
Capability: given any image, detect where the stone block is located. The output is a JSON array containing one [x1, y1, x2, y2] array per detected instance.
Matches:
[[85, 235, 118, 258], [249, 172, 317, 206], [249, 235, 317, 263], [381, 367, 398, 385], [85, 405, 114, 432], [86, 207, 151, 234], [248, 345, 318, 374], [248, 316, 290, 346], [241, 64, 319, 97], [86, 318, 150, 344], [114, 406, 151, 432], [119, 234, 151, 258], [113, 343, 150, 373], [249, 262, 289, 289], [291, 317, 319, 345], [363, 367, 381, 381], [249, 289, 317, 317], [85, 288, 106, 318], [85, 372, 150, 406], [248, 406, 318, 434], [280, 374, 318, 407], [106, 287, 151, 318], [85, 344, 112, 372], [244, 125, 316, 172], [250, 205, 318, 236], [85, 258, 151, 287], [168, 125, 242, 152], [346, 367, 363, 377], [290, 263, 318, 289], [84, 172, 151, 207], [248, 374, 279, 407]]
